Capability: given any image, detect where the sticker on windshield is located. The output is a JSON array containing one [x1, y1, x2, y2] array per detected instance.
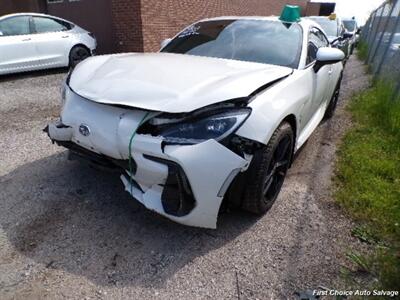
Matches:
[[178, 25, 200, 38]]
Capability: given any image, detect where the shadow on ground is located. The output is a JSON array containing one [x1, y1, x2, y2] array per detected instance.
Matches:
[[0, 152, 258, 288], [0, 68, 68, 83]]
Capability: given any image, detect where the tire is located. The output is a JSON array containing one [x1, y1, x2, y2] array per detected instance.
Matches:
[[69, 46, 90, 68], [241, 122, 294, 214], [324, 75, 342, 119]]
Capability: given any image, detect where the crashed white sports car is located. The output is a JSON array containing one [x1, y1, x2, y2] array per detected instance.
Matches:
[[46, 16, 344, 229]]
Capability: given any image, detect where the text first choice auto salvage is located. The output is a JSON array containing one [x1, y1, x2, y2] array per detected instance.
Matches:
[[313, 289, 399, 297]]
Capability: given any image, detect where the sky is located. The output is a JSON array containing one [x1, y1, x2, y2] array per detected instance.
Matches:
[[311, 0, 386, 25]]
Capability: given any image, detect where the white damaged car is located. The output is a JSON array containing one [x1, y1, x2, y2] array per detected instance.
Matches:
[[45, 15, 344, 229]]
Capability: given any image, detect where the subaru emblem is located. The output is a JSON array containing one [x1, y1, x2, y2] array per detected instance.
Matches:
[[79, 124, 90, 136]]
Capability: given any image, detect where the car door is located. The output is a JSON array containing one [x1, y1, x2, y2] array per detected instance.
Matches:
[[337, 23, 349, 58], [0, 16, 37, 74], [30, 16, 73, 67], [306, 28, 332, 114]]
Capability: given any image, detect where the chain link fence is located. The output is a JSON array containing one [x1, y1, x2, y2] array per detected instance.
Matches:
[[360, 0, 400, 99]]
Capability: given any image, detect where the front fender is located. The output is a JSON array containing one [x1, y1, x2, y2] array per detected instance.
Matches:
[[236, 70, 311, 148]]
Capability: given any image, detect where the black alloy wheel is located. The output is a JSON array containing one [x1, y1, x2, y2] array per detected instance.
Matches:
[[240, 122, 294, 214]]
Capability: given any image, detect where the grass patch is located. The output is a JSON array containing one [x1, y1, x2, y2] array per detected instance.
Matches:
[[335, 81, 400, 290], [357, 41, 369, 61]]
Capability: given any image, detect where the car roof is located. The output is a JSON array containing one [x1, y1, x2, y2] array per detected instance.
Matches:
[[0, 13, 74, 25], [193, 16, 321, 32]]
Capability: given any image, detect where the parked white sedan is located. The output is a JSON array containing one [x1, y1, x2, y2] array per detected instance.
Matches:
[[0, 13, 96, 75], [45, 15, 344, 229]]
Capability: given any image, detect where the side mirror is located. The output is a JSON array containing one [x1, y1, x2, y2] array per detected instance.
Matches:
[[314, 47, 345, 72], [343, 31, 353, 39], [356, 28, 361, 35], [160, 38, 172, 49], [0, 31, 3, 36]]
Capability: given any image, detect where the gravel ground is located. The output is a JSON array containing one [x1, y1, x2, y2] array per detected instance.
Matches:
[[0, 56, 370, 300]]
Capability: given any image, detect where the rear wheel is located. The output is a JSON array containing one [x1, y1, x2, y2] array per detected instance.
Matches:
[[69, 46, 90, 67], [241, 122, 294, 214]]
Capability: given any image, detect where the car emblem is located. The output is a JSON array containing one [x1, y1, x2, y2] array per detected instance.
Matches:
[[79, 124, 91, 136]]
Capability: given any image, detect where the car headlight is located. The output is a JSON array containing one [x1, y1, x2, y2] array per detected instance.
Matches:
[[157, 108, 251, 145]]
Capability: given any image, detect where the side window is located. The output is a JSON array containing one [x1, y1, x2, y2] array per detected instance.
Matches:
[[0, 16, 31, 36], [306, 28, 329, 65], [315, 29, 329, 47], [307, 42, 318, 65], [33, 17, 69, 33], [339, 23, 345, 35]]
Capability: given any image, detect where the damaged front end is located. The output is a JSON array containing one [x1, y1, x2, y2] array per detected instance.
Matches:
[[45, 87, 261, 228]]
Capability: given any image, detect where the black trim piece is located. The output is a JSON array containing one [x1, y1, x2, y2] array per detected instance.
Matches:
[[248, 72, 292, 98], [313, 60, 341, 72], [143, 155, 195, 217], [56, 141, 135, 174]]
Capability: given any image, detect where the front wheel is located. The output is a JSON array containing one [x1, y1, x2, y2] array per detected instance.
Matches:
[[324, 76, 342, 119], [241, 122, 294, 214]]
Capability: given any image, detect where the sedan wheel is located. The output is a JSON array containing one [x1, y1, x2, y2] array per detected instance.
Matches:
[[263, 135, 292, 204], [241, 122, 294, 214], [69, 46, 90, 67], [324, 76, 342, 119]]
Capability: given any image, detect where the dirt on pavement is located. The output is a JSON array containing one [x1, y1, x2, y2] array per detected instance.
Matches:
[[0, 56, 370, 300]]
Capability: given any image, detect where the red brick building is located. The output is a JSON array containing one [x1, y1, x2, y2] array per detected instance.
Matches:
[[0, 0, 308, 54]]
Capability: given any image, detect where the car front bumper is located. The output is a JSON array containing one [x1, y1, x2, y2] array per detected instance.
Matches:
[[46, 91, 250, 228]]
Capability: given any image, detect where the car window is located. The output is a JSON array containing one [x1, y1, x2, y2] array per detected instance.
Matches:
[[343, 20, 356, 32], [306, 28, 328, 65], [309, 18, 338, 37], [33, 17, 69, 33], [162, 19, 303, 68], [315, 28, 329, 47], [306, 42, 318, 65], [0, 16, 31, 36], [339, 23, 346, 35]]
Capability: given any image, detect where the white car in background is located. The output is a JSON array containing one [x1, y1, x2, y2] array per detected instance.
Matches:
[[0, 13, 96, 75], [342, 18, 359, 54], [45, 14, 344, 229]]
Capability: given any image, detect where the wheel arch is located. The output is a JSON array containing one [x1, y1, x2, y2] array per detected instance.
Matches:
[[68, 43, 91, 66], [280, 114, 297, 166]]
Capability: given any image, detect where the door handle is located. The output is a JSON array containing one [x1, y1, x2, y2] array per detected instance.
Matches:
[[61, 35, 69, 38], [328, 67, 333, 75], [22, 38, 31, 42]]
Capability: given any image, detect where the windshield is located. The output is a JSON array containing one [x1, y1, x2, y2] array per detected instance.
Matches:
[[343, 20, 356, 32], [309, 18, 338, 37], [162, 19, 303, 68]]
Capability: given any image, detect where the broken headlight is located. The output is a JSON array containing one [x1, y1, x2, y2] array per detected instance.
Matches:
[[157, 108, 251, 144]]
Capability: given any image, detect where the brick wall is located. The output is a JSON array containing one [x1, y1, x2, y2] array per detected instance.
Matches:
[[111, 0, 143, 52], [112, 0, 308, 53], [1, 0, 308, 54]]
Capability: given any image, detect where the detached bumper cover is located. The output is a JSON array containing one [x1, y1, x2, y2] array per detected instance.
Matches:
[[46, 92, 249, 228], [120, 137, 248, 228]]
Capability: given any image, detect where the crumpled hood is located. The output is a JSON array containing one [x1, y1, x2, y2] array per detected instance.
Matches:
[[69, 52, 292, 113]]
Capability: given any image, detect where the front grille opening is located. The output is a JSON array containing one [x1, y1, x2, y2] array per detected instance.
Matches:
[[58, 141, 136, 173], [144, 155, 195, 217]]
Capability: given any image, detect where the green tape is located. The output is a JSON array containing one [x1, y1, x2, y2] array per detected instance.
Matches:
[[128, 112, 150, 194]]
